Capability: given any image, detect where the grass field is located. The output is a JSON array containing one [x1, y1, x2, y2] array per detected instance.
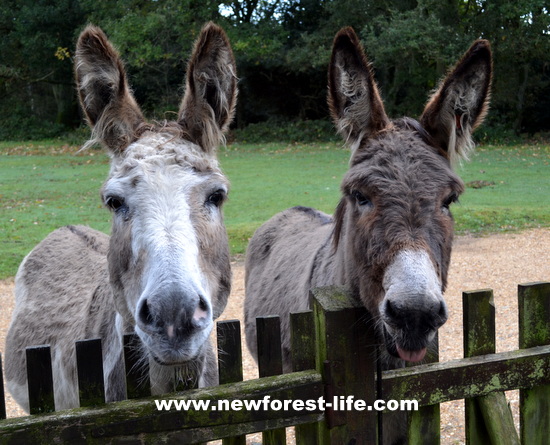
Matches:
[[1, 140, 549, 279]]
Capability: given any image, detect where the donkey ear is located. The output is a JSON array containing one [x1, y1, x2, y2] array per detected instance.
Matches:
[[420, 40, 492, 164], [328, 27, 390, 150], [75, 25, 144, 154], [178, 22, 237, 153]]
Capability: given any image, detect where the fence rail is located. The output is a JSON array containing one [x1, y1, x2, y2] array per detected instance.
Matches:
[[0, 281, 549, 444]]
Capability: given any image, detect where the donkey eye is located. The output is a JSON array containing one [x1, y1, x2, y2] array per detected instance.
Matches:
[[351, 190, 372, 207], [442, 193, 459, 210], [105, 196, 126, 212], [207, 190, 225, 207]]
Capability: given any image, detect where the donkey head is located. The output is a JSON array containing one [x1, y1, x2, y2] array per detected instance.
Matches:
[[330, 28, 491, 362], [75, 23, 236, 366]]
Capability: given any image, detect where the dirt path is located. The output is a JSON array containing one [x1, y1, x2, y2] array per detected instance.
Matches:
[[1, 228, 549, 444]]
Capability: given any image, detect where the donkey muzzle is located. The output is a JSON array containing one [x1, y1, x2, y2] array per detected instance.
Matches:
[[135, 285, 213, 364], [381, 249, 447, 362]]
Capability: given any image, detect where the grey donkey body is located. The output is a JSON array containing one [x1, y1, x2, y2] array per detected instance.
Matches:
[[6, 22, 237, 412], [245, 28, 492, 444]]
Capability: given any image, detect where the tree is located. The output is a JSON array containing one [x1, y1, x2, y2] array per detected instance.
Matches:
[[0, 0, 86, 136], [0, 0, 548, 139], [467, 0, 550, 133]]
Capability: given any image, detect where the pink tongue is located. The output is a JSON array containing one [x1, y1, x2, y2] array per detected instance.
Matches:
[[396, 346, 427, 362]]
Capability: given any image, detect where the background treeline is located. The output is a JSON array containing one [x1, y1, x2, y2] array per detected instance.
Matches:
[[1, 0, 549, 142]]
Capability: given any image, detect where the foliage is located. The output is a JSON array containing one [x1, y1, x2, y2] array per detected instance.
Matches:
[[0, 1, 549, 140], [231, 118, 339, 143]]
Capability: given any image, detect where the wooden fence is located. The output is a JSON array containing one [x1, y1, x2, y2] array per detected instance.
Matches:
[[0, 282, 549, 444]]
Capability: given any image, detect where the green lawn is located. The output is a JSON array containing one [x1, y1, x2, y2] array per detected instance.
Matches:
[[454, 144, 550, 234], [1, 140, 549, 279]]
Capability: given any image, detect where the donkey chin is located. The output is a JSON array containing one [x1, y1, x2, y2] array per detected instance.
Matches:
[[379, 249, 449, 363]]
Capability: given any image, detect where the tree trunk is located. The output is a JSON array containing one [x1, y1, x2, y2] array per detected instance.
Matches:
[[513, 64, 529, 135], [52, 83, 79, 127]]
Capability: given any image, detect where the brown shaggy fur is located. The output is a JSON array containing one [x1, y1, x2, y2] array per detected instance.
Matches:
[[245, 27, 491, 445]]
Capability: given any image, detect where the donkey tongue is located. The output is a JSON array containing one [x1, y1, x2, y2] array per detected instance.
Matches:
[[396, 346, 427, 362]]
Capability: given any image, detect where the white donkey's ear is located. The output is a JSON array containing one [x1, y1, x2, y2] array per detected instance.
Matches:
[[75, 25, 144, 154], [328, 27, 390, 152], [420, 40, 492, 165], [178, 22, 237, 154]]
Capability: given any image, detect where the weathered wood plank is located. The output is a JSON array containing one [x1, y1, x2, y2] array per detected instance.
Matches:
[[0, 353, 6, 420], [463, 289, 519, 445], [312, 286, 377, 445], [382, 345, 550, 405], [291, 310, 318, 445], [257, 316, 283, 378], [0, 371, 323, 444], [477, 393, 519, 445], [217, 319, 246, 445], [76, 338, 105, 407], [518, 282, 550, 445], [407, 334, 440, 445], [291, 311, 316, 372], [26, 345, 55, 415], [256, 315, 286, 445], [217, 320, 244, 384], [123, 333, 150, 399], [464, 289, 493, 445]]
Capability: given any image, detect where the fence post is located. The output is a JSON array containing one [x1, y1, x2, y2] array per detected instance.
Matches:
[[257, 315, 286, 445], [76, 338, 105, 407], [291, 310, 318, 445], [407, 334, 440, 445], [518, 282, 550, 445], [311, 286, 377, 445], [123, 333, 150, 399], [217, 319, 246, 445], [26, 345, 55, 414], [463, 289, 519, 445], [0, 353, 6, 420]]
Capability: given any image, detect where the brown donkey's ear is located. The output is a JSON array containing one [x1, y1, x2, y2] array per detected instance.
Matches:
[[328, 27, 390, 151], [420, 40, 492, 165], [178, 22, 237, 153], [75, 25, 144, 154]]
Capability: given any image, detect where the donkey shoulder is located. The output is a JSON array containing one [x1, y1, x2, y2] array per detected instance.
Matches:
[[16, 225, 109, 292]]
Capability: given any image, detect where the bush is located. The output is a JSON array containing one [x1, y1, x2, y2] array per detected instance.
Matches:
[[0, 114, 67, 141], [232, 119, 340, 144], [474, 123, 523, 146]]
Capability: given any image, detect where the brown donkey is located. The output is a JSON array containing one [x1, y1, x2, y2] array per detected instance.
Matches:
[[245, 27, 491, 442], [6, 22, 237, 412]]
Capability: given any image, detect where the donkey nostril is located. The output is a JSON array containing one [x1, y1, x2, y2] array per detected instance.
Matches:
[[192, 295, 210, 328], [198, 296, 208, 313], [384, 299, 398, 320], [138, 298, 154, 326]]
